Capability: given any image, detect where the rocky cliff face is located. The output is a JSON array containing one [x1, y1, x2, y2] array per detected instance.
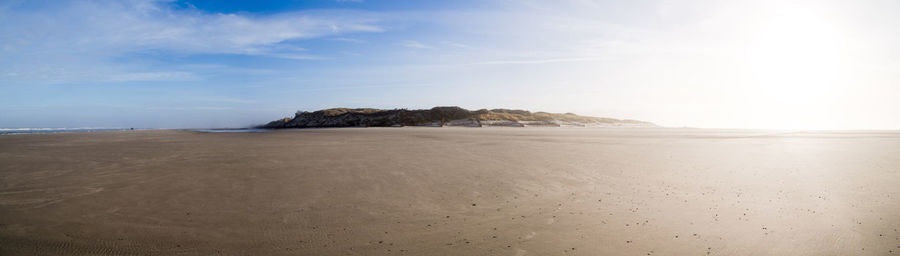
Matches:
[[260, 106, 656, 128]]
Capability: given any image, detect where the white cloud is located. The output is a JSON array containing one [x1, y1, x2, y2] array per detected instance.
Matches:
[[196, 97, 256, 104], [0, 68, 197, 84], [105, 71, 198, 82], [401, 40, 433, 49], [147, 106, 233, 111], [330, 37, 366, 43], [0, 0, 384, 84], [469, 57, 603, 66], [444, 42, 470, 48]]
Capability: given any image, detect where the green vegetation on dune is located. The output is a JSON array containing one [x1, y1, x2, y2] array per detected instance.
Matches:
[[261, 106, 655, 128]]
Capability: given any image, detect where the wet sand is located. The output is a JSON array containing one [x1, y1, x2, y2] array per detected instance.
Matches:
[[1, 128, 899, 255]]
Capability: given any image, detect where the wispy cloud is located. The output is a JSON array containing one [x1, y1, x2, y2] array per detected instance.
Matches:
[[105, 71, 199, 82], [401, 40, 433, 49], [16, 1, 384, 55], [0, 69, 198, 84], [0, 0, 384, 84], [196, 97, 257, 104], [147, 106, 233, 111], [444, 42, 470, 48], [469, 57, 604, 66], [329, 37, 366, 43]]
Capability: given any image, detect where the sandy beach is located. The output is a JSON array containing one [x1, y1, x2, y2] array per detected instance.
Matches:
[[1, 128, 898, 255]]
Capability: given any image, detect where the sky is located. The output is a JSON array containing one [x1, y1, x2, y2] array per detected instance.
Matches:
[[1, 0, 899, 129]]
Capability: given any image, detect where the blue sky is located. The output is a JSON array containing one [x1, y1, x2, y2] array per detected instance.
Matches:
[[2, 0, 899, 129]]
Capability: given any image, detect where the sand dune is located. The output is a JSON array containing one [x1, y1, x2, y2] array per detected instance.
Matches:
[[1, 128, 899, 255]]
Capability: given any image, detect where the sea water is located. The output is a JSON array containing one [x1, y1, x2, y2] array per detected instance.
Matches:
[[190, 128, 268, 133], [0, 128, 134, 135]]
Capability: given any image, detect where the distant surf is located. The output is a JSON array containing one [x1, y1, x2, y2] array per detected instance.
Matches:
[[0, 128, 271, 135], [190, 128, 268, 133], [0, 127, 135, 135]]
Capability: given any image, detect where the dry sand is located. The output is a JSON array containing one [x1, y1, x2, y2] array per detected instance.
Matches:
[[1, 128, 899, 255]]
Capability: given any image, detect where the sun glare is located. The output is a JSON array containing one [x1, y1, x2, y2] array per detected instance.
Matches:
[[746, 4, 847, 129]]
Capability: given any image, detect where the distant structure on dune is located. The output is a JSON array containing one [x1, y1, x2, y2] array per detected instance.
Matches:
[[260, 106, 656, 129]]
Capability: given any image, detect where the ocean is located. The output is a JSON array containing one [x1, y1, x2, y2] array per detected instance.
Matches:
[[0, 128, 135, 135]]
